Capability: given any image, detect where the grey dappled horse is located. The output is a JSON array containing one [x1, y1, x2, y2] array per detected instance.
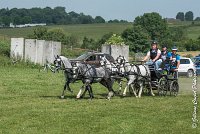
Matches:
[[74, 62, 115, 100], [54, 56, 80, 98], [116, 56, 155, 98], [99, 56, 123, 93]]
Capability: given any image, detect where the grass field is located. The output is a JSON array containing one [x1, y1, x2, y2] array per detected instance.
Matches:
[[0, 23, 132, 40], [0, 22, 200, 41], [0, 63, 199, 134], [186, 26, 200, 39]]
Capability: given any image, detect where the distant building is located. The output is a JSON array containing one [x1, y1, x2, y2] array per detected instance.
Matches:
[[9, 23, 46, 28], [165, 18, 181, 23]]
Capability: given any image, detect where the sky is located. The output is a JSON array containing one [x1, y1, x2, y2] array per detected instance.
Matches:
[[0, 0, 199, 21]]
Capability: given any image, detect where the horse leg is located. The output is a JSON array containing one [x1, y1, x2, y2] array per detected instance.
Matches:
[[107, 80, 115, 100], [148, 80, 155, 96], [61, 81, 67, 99], [76, 85, 85, 99], [87, 85, 94, 99], [80, 85, 88, 99], [130, 84, 138, 98], [101, 79, 114, 100], [123, 79, 134, 96], [66, 80, 73, 93], [138, 81, 144, 98]]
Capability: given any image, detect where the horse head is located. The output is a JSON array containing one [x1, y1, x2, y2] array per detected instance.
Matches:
[[115, 55, 128, 75], [99, 56, 110, 68], [116, 55, 126, 65], [54, 55, 62, 69]]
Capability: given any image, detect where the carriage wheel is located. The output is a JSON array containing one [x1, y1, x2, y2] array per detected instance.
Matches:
[[158, 77, 168, 96], [170, 81, 179, 96]]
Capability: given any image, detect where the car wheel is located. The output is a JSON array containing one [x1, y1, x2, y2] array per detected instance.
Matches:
[[187, 69, 194, 78]]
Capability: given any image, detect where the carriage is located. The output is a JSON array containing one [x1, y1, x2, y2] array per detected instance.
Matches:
[[148, 61, 179, 96]]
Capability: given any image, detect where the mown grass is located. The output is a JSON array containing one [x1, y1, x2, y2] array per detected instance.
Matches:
[[0, 23, 132, 40], [0, 22, 200, 41], [0, 63, 199, 134], [186, 26, 200, 39]]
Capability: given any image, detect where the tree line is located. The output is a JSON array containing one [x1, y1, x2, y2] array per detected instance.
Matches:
[[176, 11, 200, 21], [81, 12, 200, 52], [0, 7, 128, 27], [29, 12, 200, 53]]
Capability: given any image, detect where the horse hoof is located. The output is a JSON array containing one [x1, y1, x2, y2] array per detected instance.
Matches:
[[60, 96, 64, 99], [107, 97, 111, 101], [123, 94, 126, 97]]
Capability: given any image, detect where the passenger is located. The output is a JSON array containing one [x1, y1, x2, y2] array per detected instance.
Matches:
[[142, 41, 162, 70], [168, 46, 180, 79], [159, 45, 171, 70], [160, 45, 171, 61]]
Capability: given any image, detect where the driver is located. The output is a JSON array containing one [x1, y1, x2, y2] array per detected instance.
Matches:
[[142, 41, 162, 70]]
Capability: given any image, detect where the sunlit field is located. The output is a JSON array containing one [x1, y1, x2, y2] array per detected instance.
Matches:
[[0, 22, 200, 41], [0, 64, 199, 134]]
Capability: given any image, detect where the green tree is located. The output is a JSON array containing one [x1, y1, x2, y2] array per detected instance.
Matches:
[[94, 16, 105, 23], [33, 26, 48, 39], [185, 11, 194, 21], [45, 28, 67, 44], [2, 16, 11, 26], [105, 34, 125, 45], [169, 27, 186, 42], [108, 19, 120, 23], [81, 36, 96, 49], [195, 17, 200, 21], [122, 26, 150, 52], [176, 12, 184, 21], [97, 32, 113, 45], [134, 12, 168, 41]]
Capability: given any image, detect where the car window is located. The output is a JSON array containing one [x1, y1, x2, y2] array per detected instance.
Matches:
[[105, 55, 112, 61], [76, 53, 89, 60], [86, 55, 96, 61], [97, 55, 103, 60], [194, 58, 200, 62], [180, 59, 190, 64]]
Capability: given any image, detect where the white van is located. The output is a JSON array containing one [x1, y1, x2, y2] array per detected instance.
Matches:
[[178, 57, 195, 77]]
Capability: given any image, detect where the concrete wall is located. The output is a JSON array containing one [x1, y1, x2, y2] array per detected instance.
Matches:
[[102, 45, 129, 61], [43, 41, 61, 63], [10, 38, 24, 59], [36, 40, 45, 65], [25, 39, 37, 63], [11, 38, 61, 65], [52, 41, 61, 60]]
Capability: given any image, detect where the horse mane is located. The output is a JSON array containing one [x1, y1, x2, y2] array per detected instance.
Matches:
[[60, 56, 72, 69]]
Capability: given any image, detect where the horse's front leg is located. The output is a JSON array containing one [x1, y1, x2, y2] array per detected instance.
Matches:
[[138, 81, 144, 98], [76, 85, 85, 99], [123, 78, 134, 96], [87, 85, 94, 99], [61, 81, 68, 99], [66, 80, 73, 93], [130, 84, 138, 98]]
